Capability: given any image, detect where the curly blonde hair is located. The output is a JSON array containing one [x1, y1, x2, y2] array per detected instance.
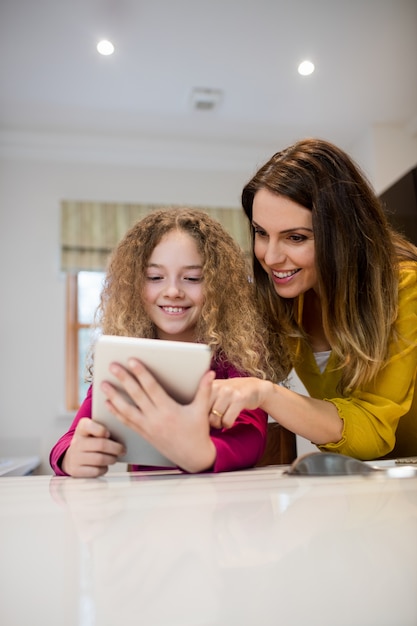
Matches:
[[86, 208, 288, 383]]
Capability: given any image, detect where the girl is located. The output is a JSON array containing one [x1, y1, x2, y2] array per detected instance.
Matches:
[[50, 208, 284, 477], [209, 138, 417, 460]]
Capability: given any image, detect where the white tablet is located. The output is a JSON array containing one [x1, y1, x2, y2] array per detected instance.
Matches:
[[92, 335, 212, 466]]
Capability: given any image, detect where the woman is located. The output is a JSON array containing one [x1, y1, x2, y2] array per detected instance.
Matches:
[[209, 138, 417, 460], [50, 208, 286, 477]]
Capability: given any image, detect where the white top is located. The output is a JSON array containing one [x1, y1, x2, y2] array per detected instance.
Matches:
[[1, 466, 416, 626], [314, 349, 331, 373]]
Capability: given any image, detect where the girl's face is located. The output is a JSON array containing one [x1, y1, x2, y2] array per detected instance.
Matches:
[[252, 188, 318, 298], [143, 230, 205, 342]]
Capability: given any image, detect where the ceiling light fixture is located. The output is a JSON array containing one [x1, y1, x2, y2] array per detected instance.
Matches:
[[298, 60, 315, 76], [190, 87, 223, 111], [97, 40, 115, 56]]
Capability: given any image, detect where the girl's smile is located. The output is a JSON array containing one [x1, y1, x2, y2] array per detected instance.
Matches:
[[160, 306, 189, 314]]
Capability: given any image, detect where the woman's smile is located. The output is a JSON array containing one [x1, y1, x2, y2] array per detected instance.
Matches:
[[271, 268, 301, 283]]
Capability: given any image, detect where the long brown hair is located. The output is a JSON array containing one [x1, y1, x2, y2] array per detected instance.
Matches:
[[242, 138, 417, 392]]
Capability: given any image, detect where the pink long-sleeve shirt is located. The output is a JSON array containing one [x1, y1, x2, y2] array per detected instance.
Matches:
[[50, 359, 268, 475]]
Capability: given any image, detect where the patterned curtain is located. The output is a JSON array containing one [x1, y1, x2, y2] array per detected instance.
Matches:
[[61, 201, 250, 272]]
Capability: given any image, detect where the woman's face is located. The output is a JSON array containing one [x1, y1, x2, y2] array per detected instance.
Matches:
[[252, 188, 318, 298], [143, 230, 205, 342]]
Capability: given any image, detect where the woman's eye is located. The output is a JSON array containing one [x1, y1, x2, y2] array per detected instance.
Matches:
[[288, 234, 307, 243], [253, 226, 267, 237]]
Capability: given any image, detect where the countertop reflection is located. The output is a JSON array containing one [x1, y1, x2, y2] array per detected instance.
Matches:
[[1, 466, 416, 626]]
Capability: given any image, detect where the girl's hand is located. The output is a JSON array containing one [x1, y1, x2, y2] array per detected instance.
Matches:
[[208, 377, 272, 429], [101, 359, 217, 473], [62, 417, 126, 478]]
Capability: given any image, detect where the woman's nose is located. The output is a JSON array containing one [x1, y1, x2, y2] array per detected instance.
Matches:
[[263, 241, 286, 266]]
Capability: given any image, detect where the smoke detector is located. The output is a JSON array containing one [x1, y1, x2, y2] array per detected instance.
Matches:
[[190, 87, 223, 111]]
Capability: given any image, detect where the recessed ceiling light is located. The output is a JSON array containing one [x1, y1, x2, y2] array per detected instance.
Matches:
[[298, 60, 315, 76], [97, 40, 115, 56]]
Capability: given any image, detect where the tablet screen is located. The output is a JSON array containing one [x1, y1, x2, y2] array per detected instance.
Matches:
[[92, 335, 212, 465]]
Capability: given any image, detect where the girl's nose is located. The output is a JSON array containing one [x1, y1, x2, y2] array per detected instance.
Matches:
[[164, 283, 184, 298]]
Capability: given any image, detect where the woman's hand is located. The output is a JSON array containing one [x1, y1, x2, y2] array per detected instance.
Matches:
[[101, 359, 217, 473], [62, 417, 126, 478], [208, 377, 273, 429], [209, 376, 344, 445]]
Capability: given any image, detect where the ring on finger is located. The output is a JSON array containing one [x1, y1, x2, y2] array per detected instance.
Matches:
[[210, 408, 224, 419]]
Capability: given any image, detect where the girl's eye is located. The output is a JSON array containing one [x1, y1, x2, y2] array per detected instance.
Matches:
[[184, 276, 203, 283], [146, 275, 163, 281]]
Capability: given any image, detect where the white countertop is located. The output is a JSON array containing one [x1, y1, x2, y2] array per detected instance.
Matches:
[[1, 465, 416, 626]]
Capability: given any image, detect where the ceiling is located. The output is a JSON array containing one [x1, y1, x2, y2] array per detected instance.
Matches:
[[1, 0, 417, 169]]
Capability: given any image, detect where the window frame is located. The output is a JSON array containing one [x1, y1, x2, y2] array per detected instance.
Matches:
[[65, 274, 93, 410]]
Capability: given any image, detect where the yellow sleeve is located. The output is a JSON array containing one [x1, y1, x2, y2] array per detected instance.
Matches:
[[318, 264, 417, 460]]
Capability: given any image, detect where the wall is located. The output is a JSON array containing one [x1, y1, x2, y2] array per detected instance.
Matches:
[[350, 122, 417, 194]]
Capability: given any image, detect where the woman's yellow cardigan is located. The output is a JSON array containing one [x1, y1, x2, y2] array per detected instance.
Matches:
[[293, 263, 417, 460]]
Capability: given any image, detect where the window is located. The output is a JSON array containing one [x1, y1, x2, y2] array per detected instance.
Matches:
[[62, 200, 250, 409], [66, 271, 105, 410]]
